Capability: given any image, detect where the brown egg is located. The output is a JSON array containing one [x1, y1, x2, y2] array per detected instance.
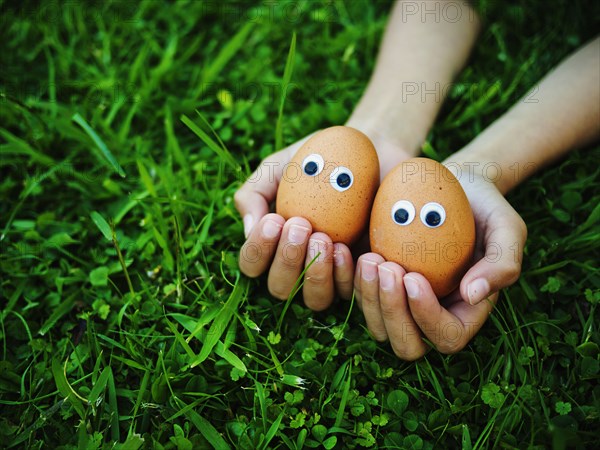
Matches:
[[276, 126, 380, 245], [370, 158, 475, 297]]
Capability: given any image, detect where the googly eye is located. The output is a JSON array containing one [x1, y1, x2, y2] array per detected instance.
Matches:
[[302, 154, 324, 177], [330, 166, 354, 192], [420, 202, 446, 228], [391, 200, 416, 226]]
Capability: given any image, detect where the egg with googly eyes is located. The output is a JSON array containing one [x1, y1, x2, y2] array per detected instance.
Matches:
[[276, 126, 380, 245], [369, 157, 475, 297]]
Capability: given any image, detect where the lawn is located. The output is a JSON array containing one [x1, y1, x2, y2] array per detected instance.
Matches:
[[1, 0, 599, 449]]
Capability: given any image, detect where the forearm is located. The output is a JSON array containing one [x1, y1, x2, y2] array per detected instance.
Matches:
[[347, 0, 481, 155], [446, 37, 600, 194]]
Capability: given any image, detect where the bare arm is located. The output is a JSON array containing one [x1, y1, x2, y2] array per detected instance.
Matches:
[[447, 37, 600, 193], [237, 0, 483, 312], [347, 0, 481, 176], [357, 35, 600, 360]]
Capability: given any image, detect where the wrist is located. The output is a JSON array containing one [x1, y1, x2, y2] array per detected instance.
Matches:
[[345, 118, 422, 180], [346, 115, 423, 157]]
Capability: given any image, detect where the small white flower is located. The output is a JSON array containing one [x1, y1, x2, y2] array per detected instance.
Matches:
[[281, 374, 307, 389]]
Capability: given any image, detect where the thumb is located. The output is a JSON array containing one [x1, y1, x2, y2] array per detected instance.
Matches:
[[234, 152, 284, 238], [234, 136, 312, 238], [460, 203, 527, 305]]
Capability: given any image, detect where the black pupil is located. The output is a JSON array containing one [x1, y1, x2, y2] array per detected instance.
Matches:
[[394, 209, 409, 224], [337, 173, 351, 188], [425, 211, 441, 227], [304, 161, 318, 175]]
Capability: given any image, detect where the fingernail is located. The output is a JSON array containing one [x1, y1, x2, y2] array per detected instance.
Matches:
[[262, 219, 282, 239], [378, 266, 395, 291], [404, 275, 420, 300], [468, 278, 490, 305], [333, 249, 345, 267], [308, 239, 327, 261], [243, 214, 254, 238], [288, 224, 310, 244], [361, 260, 378, 282]]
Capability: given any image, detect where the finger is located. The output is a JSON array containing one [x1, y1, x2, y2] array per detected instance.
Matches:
[[439, 287, 499, 351], [356, 253, 387, 341], [333, 243, 354, 300], [239, 213, 285, 277], [377, 262, 427, 361], [234, 151, 288, 238], [404, 272, 495, 354], [461, 206, 527, 305], [234, 137, 311, 238], [267, 217, 312, 300], [354, 262, 363, 310], [303, 233, 335, 311]]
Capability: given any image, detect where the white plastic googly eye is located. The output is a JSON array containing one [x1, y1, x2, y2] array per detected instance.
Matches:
[[420, 202, 446, 228], [330, 166, 354, 192], [390, 200, 416, 226], [302, 154, 324, 177]]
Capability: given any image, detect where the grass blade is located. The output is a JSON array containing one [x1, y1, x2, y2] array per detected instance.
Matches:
[[462, 423, 473, 450], [87, 366, 112, 411], [164, 103, 190, 191], [107, 368, 120, 442], [7, 400, 65, 448], [275, 32, 296, 150], [191, 275, 244, 367], [111, 355, 147, 371], [129, 370, 150, 436], [576, 201, 600, 233], [261, 411, 284, 450], [214, 340, 246, 373], [38, 294, 75, 336], [201, 21, 254, 85], [177, 399, 232, 450], [153, 226, 175, 272], [113, 434, 145, 450], [198, 197, 215, 244], [334, 360, 352, 428], [276, 250, 317, 333], [51, 359, 86, 419], [181, 112, 237, 170], [169, 313, 247, 372], [169, 310, 220, 342], [165, 318, 197, 361], [0, 128, 54, 165], [1, 162, 64, 242], [255, 380, 268, 430], [136, 159, 157, 197], [421, 358, 446, 404], [72, 113, 126, 177], [90, 211, 112, 242]]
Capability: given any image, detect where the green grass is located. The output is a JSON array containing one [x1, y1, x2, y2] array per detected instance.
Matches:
[[1, 0, 599, 449]]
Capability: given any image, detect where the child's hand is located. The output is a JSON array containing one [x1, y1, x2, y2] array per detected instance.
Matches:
[[235, 131, 415, 311], [235, 135, 356, 311], [353, 172, 527, 360]]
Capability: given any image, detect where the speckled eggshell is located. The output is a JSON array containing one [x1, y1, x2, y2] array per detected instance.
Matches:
[[370, 158, 475, 297], [276, 126, 380, 246]]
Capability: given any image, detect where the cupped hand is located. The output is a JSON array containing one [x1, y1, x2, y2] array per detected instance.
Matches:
[[354, 171, 527, 360], [235, 135, 355, 311], [235, 130, 415, 311]]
